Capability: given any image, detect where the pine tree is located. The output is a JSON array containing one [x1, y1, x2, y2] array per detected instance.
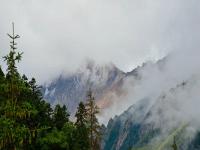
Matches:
[[85, 89, 101, 150], [0, 23, 37, 150], [3, 22, 23, 106], [74, 102, 90, 150], [53, 104, 70, 130], [0, 66, 4, 79], [0, 66, 6, 102], [171, 136, 178, 150]]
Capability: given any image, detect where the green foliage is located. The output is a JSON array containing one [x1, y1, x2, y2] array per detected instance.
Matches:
[[131, 124, 187, 150], [74, 102, 90, 150], [0, 23, 38, 150], [0, 23, 101, 150], [0, 23, 54, 150], [37, 122, 75, 150], [53, 104, 69, 130], [0, 67, 4, 79], [85, 90, 101, 150]]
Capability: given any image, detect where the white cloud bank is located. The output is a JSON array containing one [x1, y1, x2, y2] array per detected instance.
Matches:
[[1, 0, 199, 83]]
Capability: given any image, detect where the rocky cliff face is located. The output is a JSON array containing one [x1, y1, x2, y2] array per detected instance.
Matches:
[[103, 77, 200, 150], [43, 60, 126, 115], [102, 98, 157, 150], [43, 57, 200, 150]]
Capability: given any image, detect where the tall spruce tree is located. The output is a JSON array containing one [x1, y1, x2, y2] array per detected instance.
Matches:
[[3, 22, 22, 106], [171, 136, 178, 150], [74, 102, 90, 150], [85, 89, 101, 150], [53, 104, 69, 130], [0, 23, 37, 150]]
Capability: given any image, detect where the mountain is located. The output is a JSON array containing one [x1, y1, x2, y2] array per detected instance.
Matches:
[[42, 56, 200, 150], [103, 76, 200, 150], [102, 98, 156, 150], [42, 60, 126, 115]]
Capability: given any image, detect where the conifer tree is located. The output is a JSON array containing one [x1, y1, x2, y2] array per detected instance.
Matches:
[[3, 22, 22, 106], [85, 89, 101, 150], [171, 136, 178, 150], [74, 102, 90, 150], [0, 66, 4, 79], [0, 66, 5, 102], [53, 104, 69, 130], [0, 23, 36, 150]]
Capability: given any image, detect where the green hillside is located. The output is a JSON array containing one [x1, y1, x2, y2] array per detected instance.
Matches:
[[132, 123, 188, 150]]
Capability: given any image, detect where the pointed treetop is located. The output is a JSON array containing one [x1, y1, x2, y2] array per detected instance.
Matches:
[[87, 88, 95, 101], [171, 136, 178, 150], [3, 23, 23, 77], [7, 22, 20, 51]]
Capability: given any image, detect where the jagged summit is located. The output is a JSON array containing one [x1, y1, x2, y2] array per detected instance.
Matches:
[[43, 58, 164, 119], [43, 60, 125, 115]]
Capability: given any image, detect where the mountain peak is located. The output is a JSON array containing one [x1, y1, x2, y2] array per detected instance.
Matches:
[[43, 60, 125, 115], [77, 59, 124, 75]]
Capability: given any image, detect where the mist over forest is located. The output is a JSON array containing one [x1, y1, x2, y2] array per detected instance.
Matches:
[[1, 0, 200, 150]]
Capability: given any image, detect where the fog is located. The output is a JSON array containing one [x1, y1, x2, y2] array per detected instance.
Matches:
[[99, 48, 200, 136], [1, 0, 200, 133], [2, 0, 199, 83]]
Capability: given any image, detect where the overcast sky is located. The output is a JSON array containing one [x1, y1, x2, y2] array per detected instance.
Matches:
[[0, 0, 199, 83]]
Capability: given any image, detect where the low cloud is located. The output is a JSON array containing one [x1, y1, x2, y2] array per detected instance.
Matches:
[[2, 0, 199, 83]]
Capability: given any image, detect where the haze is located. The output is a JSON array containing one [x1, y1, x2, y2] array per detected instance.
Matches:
[[0, 0, 200, 83]]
